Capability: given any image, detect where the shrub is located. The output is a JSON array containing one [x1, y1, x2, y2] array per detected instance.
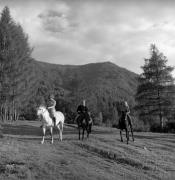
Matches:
[[150, 123, 170, 133], [164, 121, 175, 133], [132, 116, 150, 132]]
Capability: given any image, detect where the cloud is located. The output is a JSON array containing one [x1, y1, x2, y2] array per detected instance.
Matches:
[[38, 2, 71, 33], [0, 0, 175, 76], [39, 11, 69, 33]]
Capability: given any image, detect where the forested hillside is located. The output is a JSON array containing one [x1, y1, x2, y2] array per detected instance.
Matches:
[[0, 6, 138, 125], [22, 59, 138, 124]]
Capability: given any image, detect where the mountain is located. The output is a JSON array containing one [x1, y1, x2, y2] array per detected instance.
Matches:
[[26, 60, 138, 123]]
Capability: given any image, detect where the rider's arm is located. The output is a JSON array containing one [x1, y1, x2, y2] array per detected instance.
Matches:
[[126, 105, 130, 114], [77, 105, 82, 113], [85, 106, 88, 112], [48, 98, 56, 109]]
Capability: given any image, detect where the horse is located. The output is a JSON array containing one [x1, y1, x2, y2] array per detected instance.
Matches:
[[37, 105, 65, 144], [76, 112, 92, 140], [114, 101, 134, 144]]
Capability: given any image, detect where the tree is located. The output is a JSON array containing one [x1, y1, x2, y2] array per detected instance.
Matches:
[[0, 6, 35, 121], [135, 44, 175, 128]]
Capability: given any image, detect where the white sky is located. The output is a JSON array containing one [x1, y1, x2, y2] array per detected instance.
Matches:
[[0, 0, 175, 75]]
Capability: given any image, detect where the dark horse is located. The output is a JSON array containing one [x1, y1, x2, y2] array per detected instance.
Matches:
[[114, 101, 134, 144], [76, 112, 92, 140]]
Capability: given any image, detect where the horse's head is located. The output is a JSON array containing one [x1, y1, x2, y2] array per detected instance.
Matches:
[[37, 106, 47, 117]]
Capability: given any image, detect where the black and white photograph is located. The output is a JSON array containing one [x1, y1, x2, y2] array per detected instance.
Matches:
[[0, 0, 175, 179]]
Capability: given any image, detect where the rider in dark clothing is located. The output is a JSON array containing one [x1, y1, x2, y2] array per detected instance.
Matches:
[[116, 100, 132, 129], [76, 100, 89, 124], [77, 104, 88, 114]]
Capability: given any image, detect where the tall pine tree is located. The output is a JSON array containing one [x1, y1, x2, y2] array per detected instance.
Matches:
[[0, 6, 37, 121], [135, 44, 175, 128]]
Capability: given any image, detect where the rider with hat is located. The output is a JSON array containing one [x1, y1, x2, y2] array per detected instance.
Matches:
[[77, 99, 88, 114], [47, 94, 56, 126], [75, 99, 89, 123], [123, 100, 132, 124]]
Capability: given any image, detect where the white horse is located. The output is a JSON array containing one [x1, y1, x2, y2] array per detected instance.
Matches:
[[37, 105, 65, 144]]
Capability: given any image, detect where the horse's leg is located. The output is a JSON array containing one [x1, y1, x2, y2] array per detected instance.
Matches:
[[130, 125, 134, 141], [125, 129, 129, 144], [78, 126, 81, 140], [126, 116, 130, 141], [87, 131, 89, 138], [56, 125, 61, 141], [59, 122, 63, 141], [129, 117, 134, 142], [50, 126, 53, 144], [86, 126, 89, 138], [41, 127, 46, 144], [87, 128, 89, 138], [89, 124, 92, 134], [127, 128, 130, 141], [128, 115, 134, 141], [82, 128, 85, 140], [120, 130, 123, 142]]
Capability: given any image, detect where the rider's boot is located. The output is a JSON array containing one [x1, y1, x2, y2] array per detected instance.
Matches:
[[53, 117, 56, 126]]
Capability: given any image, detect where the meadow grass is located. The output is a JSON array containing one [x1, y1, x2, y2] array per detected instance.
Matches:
[[0, 121, 175, 180]]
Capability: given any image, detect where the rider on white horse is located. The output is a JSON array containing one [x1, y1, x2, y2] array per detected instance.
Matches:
[[47, 94, 56, 126], [37, 105, 65, 144]]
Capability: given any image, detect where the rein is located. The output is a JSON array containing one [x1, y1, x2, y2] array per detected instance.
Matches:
[[42, 108, 47, 114]]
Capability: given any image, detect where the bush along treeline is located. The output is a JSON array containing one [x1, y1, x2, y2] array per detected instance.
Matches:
[[135, 44, 175, 132]]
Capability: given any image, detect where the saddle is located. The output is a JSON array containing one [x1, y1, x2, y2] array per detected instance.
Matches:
[[77, 112, 89, 125], [48, 110, 56, 126]]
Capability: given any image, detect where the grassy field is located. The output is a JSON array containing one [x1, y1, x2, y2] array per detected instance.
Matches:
[[0, 121, 175, 180]]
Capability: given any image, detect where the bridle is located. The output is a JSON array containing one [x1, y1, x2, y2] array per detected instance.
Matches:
[[38, 107, 47, 115]]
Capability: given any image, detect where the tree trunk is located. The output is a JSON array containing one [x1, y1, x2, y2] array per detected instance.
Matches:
[[159, 113, 163, 129]]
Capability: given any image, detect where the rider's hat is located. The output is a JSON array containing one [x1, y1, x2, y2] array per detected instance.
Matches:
[[124, 101, 128, 106]]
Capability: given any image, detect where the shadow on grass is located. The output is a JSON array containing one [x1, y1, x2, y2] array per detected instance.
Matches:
[[2, 124, 78, 137], [2, 123, 123, 139], [134, 134, 175, 141], [2, 124, 42, 136]]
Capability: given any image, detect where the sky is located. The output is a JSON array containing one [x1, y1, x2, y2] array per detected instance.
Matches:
[[0, 0, 175, 75]]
